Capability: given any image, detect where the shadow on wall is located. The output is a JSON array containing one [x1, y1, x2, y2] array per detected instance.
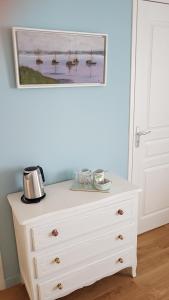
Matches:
[[0, 27, 16, 89], [0, 168, 23, 286], [0, 168, 23, 198]]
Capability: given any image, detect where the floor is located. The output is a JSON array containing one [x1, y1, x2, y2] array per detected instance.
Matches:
[[1, 224, 169, 300]]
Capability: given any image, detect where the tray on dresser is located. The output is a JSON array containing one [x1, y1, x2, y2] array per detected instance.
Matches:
[[70, 181, 111, 193]]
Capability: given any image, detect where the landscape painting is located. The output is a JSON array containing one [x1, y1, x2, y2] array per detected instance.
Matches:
[[12, 27, 107, 88]]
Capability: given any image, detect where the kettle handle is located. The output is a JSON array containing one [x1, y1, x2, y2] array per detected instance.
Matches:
[[37, 166, 45, 182]]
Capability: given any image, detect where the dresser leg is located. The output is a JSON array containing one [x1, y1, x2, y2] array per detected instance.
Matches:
[[131, 265, 137, 278]]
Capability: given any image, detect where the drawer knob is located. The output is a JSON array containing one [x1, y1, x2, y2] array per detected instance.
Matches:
[[117, 234, 124, 240], [54, 257, 61, 264], [118, 257, 124, 264], [51, 229, 59, 237], [117, 209, 124, 215], [57, 283, 63, 290]]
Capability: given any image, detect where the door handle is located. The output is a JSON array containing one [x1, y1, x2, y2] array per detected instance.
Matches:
[[135, 127, 151, 147]]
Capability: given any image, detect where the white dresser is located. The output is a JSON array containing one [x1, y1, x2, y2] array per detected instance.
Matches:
[[8, 174, 140, 300]]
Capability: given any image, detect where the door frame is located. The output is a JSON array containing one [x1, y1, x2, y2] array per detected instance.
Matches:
[[128, 0, 169, 182]]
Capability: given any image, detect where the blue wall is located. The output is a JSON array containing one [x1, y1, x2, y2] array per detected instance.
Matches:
[[0, 0, 132, 286]]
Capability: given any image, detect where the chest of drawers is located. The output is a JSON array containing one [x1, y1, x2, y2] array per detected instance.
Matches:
[[8, 174, 140, 300]]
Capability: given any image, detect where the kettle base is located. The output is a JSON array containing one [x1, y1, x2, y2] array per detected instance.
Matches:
[[21, 193, 46, 204]]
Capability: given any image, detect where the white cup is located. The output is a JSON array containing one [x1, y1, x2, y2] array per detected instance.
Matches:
[[78, 169, 92, 185], [93, 169, 105, 184]]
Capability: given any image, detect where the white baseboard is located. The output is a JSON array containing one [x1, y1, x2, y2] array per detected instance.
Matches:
[[0, 253, 6, 290]]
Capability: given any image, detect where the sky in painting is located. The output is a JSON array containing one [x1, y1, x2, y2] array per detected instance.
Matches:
[[16, 29, 105, 52]]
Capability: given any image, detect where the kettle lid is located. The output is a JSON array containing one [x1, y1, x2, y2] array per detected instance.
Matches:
[[24, 166, 38, 173]]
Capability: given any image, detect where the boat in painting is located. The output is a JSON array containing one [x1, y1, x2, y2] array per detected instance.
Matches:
[[86, 50, 97, 66], [51, 52, 59, 65], [35, 49, 43, 65]]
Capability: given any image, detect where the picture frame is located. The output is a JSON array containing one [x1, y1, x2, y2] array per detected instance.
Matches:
[[12, 27, 108, 89]]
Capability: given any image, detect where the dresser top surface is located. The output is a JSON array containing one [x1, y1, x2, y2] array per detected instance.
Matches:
[[7, 174, 140, 225]]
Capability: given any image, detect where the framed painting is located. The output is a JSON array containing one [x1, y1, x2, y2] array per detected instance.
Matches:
[[12, 27, 108, 88]]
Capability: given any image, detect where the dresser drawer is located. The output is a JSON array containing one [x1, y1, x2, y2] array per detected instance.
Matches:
[[38, 247, 134, 300], [31, 199, 134, 251], [34, 225, 135, 278]]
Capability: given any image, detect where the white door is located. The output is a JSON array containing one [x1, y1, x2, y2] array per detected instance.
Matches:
[[131, 0, 169, 233]]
